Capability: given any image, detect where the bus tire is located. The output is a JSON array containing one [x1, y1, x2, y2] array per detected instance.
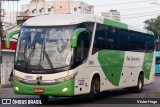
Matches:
[[134, 74, 143, 93], [86, 76, 100, 101], [40, 95, 49, 104]]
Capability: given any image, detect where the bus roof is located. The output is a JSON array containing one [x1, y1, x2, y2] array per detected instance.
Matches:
[[23, 14, 154, 36]]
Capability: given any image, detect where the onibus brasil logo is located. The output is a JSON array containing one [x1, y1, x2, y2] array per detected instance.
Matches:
[[1, 99, 42, 104]]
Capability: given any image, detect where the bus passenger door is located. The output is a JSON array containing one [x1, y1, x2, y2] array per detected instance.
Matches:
[[72, 29, 92, 95]]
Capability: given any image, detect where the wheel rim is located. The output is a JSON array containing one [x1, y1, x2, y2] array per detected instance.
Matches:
[[139, 79, 142, 90]]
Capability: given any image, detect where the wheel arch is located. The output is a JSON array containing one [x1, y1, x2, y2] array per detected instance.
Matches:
[[88, 72, 101, 93]]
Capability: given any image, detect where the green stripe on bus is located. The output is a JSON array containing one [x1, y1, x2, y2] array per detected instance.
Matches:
[[13, 78, 75, 96], [98, 50, 125, 86], [142, 53, 154, 80], [103, 18, 128, 29]]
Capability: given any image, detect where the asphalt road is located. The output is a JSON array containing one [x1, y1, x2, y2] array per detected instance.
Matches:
[[0, 75, 160, 107]]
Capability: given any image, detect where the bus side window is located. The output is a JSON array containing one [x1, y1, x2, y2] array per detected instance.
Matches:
[[107, 27, 117, 50], [138, 33, 145, 52], [146, 35, 155, 52], [129, 31, 138, 51], [117, 29, 129, 51], [92, 24, 107, 54]]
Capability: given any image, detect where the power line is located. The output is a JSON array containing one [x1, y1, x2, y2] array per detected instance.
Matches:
[[122, 10, 160, 17], [119, 6, 159, 11], [97, 6, 159, 13], [121, 13, 160, 20], [94, 0, 151, 7]]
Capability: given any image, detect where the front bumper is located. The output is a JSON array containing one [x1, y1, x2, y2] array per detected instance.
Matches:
[[13, 78, 75, 96]]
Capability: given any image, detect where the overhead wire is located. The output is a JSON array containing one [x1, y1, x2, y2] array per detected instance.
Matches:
[[94, 0, 151, 7], [97, 6, 159, 13], [122, 10, 160, 17], [121, 13, 160, 20]]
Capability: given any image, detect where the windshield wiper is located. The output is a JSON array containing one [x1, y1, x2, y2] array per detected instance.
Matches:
[[28, 41, 36, 62], [44, 51, 55, 69], [39, 38, 55, 70], [24, 36, 31, 52], [24, 40, 36, 64]]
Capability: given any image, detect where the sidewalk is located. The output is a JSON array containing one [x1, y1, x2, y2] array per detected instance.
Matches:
[[1, 84, 13, 88], [0, 87, 15, 98]]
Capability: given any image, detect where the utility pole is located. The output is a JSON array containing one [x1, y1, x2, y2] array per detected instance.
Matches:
[[0, 0, 19, 89], [0, 0, 20, 36], [0, 0, 20, 45]]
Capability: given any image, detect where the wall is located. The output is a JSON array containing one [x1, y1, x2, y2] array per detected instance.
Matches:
[[20, 0, 94, 16], [45, 1, 55, 14], [55, 1, 70, 14], [1, 51, 14, 85], [69, 1, 81, 14]]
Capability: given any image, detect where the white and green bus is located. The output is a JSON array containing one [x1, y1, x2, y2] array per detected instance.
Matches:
[[6, 14, 155, 103]]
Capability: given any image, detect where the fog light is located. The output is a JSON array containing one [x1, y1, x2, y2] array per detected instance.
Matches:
[[62, 87, 68, 92], [15, 86, 19, 91]]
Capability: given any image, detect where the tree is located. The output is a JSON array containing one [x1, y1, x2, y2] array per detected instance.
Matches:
[[144, 16, 160, 40]]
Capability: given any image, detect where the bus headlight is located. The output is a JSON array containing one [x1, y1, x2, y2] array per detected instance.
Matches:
[[62, 87, 68, 92], [14, 86, 19, 91], [55, 72, 77, 83]]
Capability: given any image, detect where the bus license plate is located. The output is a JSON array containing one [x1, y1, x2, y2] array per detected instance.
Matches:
[[34, 88, 44, 93]]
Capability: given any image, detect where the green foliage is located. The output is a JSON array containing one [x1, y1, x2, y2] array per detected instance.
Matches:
[[144, 16, 160, 39]]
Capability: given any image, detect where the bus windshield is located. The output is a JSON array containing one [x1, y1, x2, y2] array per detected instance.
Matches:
[[15, 26, 76, 73]]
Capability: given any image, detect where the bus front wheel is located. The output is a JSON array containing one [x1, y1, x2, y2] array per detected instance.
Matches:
[[40, 95, 49, 104], [86, 76, 100, 101]]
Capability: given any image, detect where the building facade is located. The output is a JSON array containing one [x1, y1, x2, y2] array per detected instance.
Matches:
[[18, 0, 94, 16], [17, 0, 94, 24], [101, 10, 120, 21]]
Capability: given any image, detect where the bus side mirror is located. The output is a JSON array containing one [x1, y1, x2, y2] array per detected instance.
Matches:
[[5, 30, 20, 48], [71, 28, 86, 48]]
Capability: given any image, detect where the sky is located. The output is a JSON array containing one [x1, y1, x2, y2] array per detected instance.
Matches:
[[2, 0, 160, 29]]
